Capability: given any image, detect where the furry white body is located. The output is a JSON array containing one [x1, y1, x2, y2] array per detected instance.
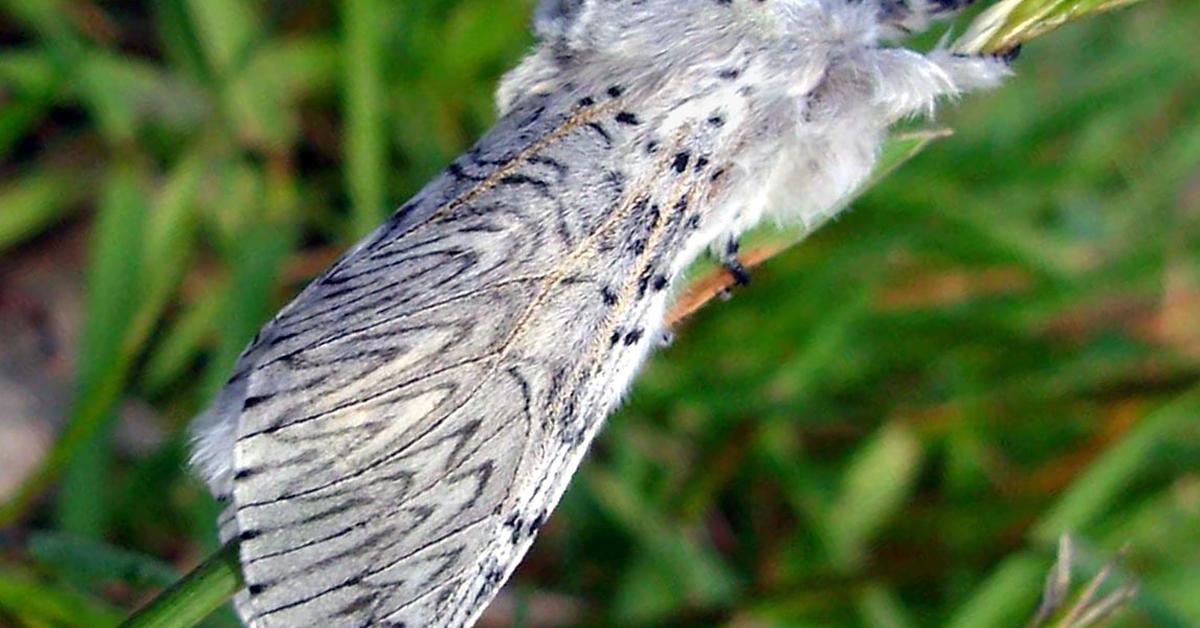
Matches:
[[191, 1, 1006, 625]]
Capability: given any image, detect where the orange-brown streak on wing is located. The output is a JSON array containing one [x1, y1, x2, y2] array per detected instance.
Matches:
[[545, 131, 707, 420], [395, 100, 621, 243]]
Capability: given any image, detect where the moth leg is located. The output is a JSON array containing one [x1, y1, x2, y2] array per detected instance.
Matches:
[[725, 258, 752, 287], [868, 45, 1010, 122], [932, 47, 1016, 93], [709, 237, 751, 302], [717, 237, 751, 287], [994, 44, 1023, 65]]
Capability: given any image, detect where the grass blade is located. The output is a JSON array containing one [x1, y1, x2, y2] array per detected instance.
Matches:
[[343, 0, 389, 237], [56, 166, 148, 538], [0, 569, 124, 627], [1032, 386, 1200, 544], [27, 532, 179, 590], [120, 542, 243, 628], [0, 171, 85, 250]]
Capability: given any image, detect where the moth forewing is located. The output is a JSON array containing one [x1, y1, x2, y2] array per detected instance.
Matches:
[[223, 91, 705, 625]]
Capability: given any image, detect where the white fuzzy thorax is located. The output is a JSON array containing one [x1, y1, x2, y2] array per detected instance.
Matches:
[[500, 0, 1007, 260]]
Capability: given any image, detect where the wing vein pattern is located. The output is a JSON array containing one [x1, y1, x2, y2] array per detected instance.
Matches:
[[227, 88, 723, 627]]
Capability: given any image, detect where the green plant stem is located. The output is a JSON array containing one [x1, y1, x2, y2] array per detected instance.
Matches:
[[119, 541, 243, 628], [343, 0, 388, 238], [954, 0, 1147, 54]]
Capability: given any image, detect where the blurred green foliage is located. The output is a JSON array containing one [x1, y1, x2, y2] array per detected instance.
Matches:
[[0, 0, 1197, 626]]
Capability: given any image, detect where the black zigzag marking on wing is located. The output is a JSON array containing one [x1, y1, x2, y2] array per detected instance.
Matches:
[[229, 92, 717, 626]]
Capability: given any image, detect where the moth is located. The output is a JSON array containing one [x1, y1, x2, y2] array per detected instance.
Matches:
[[190, 0, 1011, 625]]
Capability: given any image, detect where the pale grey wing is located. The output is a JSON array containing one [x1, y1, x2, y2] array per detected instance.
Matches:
[[222, 88, 714, 627]]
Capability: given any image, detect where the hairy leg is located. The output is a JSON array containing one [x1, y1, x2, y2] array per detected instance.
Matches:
[[868, 47, 1011, 120]]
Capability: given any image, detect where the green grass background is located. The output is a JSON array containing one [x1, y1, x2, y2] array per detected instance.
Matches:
[[1, 0, 1197, 626]]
